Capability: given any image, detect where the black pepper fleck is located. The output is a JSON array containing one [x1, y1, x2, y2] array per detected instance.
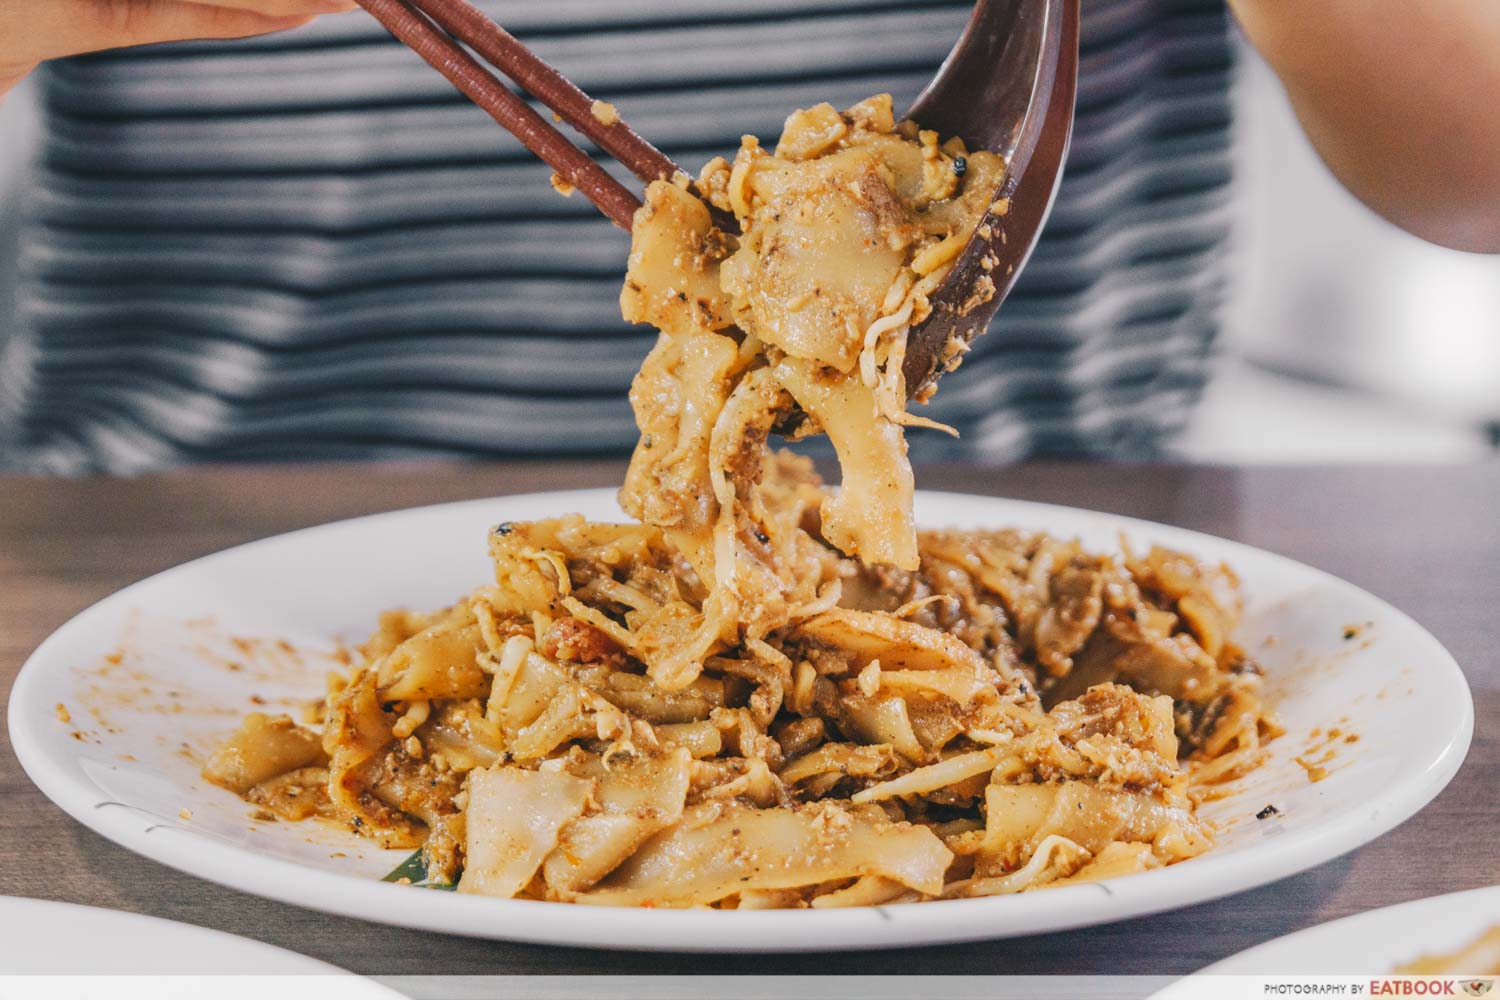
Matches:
[[1256, 804, 1280, 820]]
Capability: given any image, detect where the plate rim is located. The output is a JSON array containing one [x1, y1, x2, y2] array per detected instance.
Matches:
[[0, 895, 377, 981], [1170, 883, 1500, 981], [7, 487, 1475, 953]]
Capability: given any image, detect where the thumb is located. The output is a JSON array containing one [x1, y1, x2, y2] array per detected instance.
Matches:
[[29, 0, 320, 63]]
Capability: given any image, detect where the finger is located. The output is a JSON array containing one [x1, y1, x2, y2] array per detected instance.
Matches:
[[190, 0, 358, 17], [29, 1, 318, 62]]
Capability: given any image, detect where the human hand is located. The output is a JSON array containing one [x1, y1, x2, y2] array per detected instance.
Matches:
[[1, 0, 358, 98], [1230, 0, 1500, 252]]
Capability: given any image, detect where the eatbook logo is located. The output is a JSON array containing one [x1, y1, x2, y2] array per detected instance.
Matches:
[[1461, 981, 1494, 997]]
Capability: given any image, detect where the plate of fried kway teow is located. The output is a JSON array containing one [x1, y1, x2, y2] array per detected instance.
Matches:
[[10, 93, 1471, 951]]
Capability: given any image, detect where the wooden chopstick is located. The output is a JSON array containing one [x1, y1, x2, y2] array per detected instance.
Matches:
[[402, 0, 681, 187], [356, 0, 644, 228]]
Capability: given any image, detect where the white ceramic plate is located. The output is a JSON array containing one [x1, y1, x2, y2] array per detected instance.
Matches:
[[1160, 885, 1500, 985], [7, 489, 1473, 952], [0, 896, 396, 987]]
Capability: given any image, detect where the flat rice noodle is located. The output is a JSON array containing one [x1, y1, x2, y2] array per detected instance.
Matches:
[[459, 767, 593, 899], [489, 652, 570, 741], [1046, 842, 1156, 886], [656, 720, 724, 758], [773, 358, 917, 571], [542, 748, 693, 896], [508, 686, 595, 761], [324, 671, 405, 827], [839, 693, 927, 762], [799, 608, 986, 672], [983, 781, 1201, 858], [419, 700, 506, 772], [378, 620, 489, 701], [620, 328, 741, 535], [202, 713, 326, 794], [778, 742, 900, 786], [577, 802, 952, 907], [852, 745, 1008, 803], [878, 666, 995, 706]]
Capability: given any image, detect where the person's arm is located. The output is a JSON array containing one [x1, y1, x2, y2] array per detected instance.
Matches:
[[1231, 0, 1500, 253], [1, 0, 355, 101]]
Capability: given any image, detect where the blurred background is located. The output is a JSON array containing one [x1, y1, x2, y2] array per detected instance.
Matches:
[[0, 5, 1496, 472]]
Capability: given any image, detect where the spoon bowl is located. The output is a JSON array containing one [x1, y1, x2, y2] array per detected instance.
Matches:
[[902, 0, 1082, 399]]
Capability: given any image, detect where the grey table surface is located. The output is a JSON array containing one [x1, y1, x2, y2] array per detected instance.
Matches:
[[1, 460, 1495, 975]]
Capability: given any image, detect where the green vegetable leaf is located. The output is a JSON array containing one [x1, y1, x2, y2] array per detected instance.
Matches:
[[381, 849, 458, 890]]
